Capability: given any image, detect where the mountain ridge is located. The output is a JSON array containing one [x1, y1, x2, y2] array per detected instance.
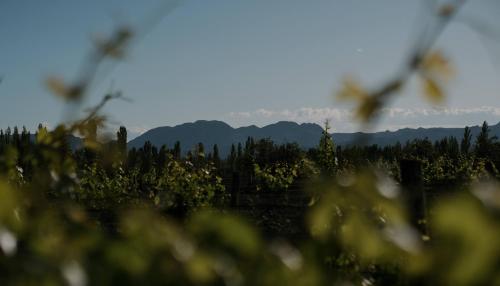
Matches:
[[127, 120, 500, 156]]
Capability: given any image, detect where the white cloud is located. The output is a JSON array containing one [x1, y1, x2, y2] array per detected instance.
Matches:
[[380, 106, 500, 118], [229, 111, 251, 118], [227, 106, 500, 132]]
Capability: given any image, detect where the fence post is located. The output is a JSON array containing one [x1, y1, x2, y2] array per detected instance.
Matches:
[[231, 171, 240, 207], [400, 159, 428, 235]]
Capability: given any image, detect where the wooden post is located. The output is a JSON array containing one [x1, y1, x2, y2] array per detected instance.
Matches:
[[400, 159, 428, 234], [231, 171, 240, 207]]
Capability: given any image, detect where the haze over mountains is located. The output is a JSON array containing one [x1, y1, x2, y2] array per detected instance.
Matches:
[[127, 120, 500, 156]]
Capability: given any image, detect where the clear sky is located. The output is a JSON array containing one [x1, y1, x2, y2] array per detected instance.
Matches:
[[2, 0, 500, 138]]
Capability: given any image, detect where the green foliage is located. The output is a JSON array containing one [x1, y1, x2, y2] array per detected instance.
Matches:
[[475, 121, 498, 160], [254, 162, 298, 192], [154, 157, 227, 214], [422, 156, 492, 187]]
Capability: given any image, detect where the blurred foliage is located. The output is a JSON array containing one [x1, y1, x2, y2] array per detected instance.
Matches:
[[2, 112, 500, 285], [4, 0, 500, 285]]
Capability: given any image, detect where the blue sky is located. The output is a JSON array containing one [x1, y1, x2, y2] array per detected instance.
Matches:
[[1, 0, 500, 138]]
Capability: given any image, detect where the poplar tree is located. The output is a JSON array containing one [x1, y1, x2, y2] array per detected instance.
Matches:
[[173, 141, 181, 160], [229, 144, 236, 171], [213, 144, 221, 169], [116, 126, 127, 161], [461, 126, 472, 155], [317, 120, 336, 175], [475, 121, 496, 158]]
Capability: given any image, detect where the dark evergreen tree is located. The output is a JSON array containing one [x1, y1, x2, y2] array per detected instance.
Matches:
[[255, 138, 274, 166], [448, 136, 460, 159], [461, 126, 472, 155], [157, 145, 168, 169], [228, 144, 236, 171], [242, 137, 256, 176], [5, 127, 11, 145], [127, 148, 138, 170], [213, 144, 221, 169], [12, 126, 20, 148], [140, 141, 154, 173], [173, 141, 181, 160], [475, 121, 496, 158], [21, 126, 29, 144], [186, 150, 193, 162], [0, 130, 4, 150], [194, 142, 205, 167], [152, 145, 159, 166], [236, 142, 243, 171], [116, 126, 127, 162]]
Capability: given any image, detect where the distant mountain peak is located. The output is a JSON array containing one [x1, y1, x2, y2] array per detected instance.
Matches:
[[128, 120, 324, 155]]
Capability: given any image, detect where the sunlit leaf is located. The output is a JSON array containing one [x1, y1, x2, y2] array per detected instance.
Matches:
[[336, 77, 368, 101], [186, 253, 215, 283], [46, 77, 83, 101], [356, 96, 381, 122], [421, 75, 445, 104], [94, 27, 133, 59], [438, 4, 456, 17], [421, 51, 454, 80]]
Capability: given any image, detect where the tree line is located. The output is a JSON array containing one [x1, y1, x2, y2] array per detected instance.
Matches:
[[0, 120, 498, 200]]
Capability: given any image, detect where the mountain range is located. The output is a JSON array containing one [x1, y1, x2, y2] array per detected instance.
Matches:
[[127, 120, 500, 156]]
